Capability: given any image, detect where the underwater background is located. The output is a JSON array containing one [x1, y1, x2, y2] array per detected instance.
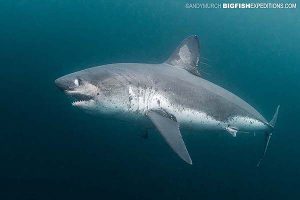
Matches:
[[0, 0, 299, 199]]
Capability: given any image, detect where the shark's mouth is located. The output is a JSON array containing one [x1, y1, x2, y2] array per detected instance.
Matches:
[[71, 97, 94, 107], [65, 90, 94, 107], [72, 99, 94, 107]]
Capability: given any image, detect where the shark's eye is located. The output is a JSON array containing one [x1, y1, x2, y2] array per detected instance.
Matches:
[[74, 78, 83, 87], [74, 79, 79, 86]]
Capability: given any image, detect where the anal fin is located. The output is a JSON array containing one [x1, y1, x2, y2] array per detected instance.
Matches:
[[226, 126, 238, 137]]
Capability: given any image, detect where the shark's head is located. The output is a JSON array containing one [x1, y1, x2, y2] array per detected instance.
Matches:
[[55, 67, 129, 115]]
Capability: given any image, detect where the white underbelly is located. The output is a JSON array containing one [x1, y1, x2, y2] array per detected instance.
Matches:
[[175, 109, 224, 130], [174, 108, 267, 132], [127, 86, 267, 132], [159, 103, 267, 132]]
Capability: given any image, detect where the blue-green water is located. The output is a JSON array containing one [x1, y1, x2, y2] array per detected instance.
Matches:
[[1, 1, 299, 199]]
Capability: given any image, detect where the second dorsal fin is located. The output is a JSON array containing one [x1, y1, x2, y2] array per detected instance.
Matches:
[[165, 35, 200, 76]]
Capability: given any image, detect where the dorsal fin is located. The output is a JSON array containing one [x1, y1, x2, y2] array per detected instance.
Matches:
[[165, 35, 200, 76]]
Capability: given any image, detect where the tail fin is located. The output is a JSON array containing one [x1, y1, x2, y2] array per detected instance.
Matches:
[[257, 105, 280, 167]]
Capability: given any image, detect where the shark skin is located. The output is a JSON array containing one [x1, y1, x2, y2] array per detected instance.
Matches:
[[55, 35, 279, 165]]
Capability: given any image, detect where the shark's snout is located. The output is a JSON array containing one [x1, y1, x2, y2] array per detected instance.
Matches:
[[55, 77, 76, 91]]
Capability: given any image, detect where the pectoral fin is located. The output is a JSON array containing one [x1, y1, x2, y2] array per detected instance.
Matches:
[[147, 110, 192, 165]]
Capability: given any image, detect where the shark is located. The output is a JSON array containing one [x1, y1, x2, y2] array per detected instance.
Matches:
[[55, 35, 279, 166]]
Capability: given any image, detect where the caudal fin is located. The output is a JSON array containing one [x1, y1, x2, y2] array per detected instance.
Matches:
[[257, 105, 280, 167]]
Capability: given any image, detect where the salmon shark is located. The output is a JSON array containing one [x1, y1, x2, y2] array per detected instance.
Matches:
[[55, 35, 279, 166]]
